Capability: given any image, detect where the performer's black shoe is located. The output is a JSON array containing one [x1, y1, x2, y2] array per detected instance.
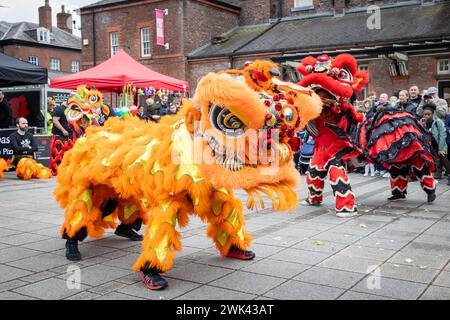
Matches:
[[141, 268, 168, 290], [226, 246, 255, 260], [65, 239, 81, 261], [301, 198, 321, 206], [387, 193, 406, 201], [114, 223, 143, 241], [427, 191, 436, 203]]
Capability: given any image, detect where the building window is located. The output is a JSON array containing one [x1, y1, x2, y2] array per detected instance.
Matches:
[[140, 27, 151, 57], [358, 64, 369, 72], [37, 28, 50, 43], [438, 59, 450, 75], [110, 32, 119, 56], [51, 58, 61, 71], [29, 56, 39, 65], [71, 60, 80, 73], [294, 0, 314, 8]]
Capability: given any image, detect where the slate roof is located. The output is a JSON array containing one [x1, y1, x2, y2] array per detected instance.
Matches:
[[0, 21, 81, 50], [189, 2, 450, 59]]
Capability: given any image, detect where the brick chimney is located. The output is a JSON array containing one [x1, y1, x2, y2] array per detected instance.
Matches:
[[38, 0, 52, 31], [57, 5, 72, 33]]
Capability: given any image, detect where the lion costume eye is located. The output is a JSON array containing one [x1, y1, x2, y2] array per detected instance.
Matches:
[[283, 107, 294, 122], [209, 103, 245, 136], [338, 68, 353, 82], [85, 90, 103, 108]]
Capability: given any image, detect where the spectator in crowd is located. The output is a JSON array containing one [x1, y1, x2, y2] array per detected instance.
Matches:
[[395, 90, 417, 115], [52, 102, 72, 141], [9, 117, 37, 166], [0, 89, 12, 128], [368, 91, 379, 109], [137, 105, 148, 120], [409, 85, 422, 109], [421, 103, 450, 184], [41, 98, 55, 135], [157, 94, 170, 116], [145, 96, 161, 122], [389, 95, 398, 107], [445, 112, 450, 179], [417, 87, 448, 120], [168, 102, 179, 115], [373, 93, 391, 113]]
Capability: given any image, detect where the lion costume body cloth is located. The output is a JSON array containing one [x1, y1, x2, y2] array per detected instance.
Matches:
[[55, 67, 322, 274], [297, 54, 369, 215]]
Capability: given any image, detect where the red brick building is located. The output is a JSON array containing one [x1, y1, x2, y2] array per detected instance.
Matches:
[[80, 0, 240, 82], [80, 0, 450, 101], [0, 0, 82, 76]]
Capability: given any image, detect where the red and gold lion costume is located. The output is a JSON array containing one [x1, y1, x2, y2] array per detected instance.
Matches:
[[55, 61, 322, 290], [297, 54, 368, 216], [50, 86, 110, 176]]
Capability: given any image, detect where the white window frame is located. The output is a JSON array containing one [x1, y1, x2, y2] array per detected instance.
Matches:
[[358, 64, 369, 72], [51, 58, 61, 71], [110, 32, 119, 56], [71, 60, 80, 73], [29, 56, 39, 65], [437, 59, 450, 75], [294, 0, 314, 8], [140, 27, 151, 58], [37, 27, 50, 43]]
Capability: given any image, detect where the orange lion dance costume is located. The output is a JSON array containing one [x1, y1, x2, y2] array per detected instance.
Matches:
[[297, 54, 368, 217], [0, 158, 8, 179], [55, 61, 322, 290]]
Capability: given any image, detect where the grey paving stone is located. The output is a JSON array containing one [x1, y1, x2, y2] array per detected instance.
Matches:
[[0, 232, 49, 245], [264, 280, 344, 300], [338, 245, 396, 261], [294, 221, 336, 232], [182, 235, 215, 249], [253, 234, 303, 247], [420, 285, 450, 300], [209, 271, 285, 295], [356, 236, 411, 250], [174, 246, 202, 258], [195, 255, 261, 270], [100, 249, 133, 260], [338, 291, 395, 300], [0, 264, 33, 282], [0, 279, 29, 292], [0, 246, 43, 263], [387, 251, 449, 269], [329, 225, 377, 236], [0, 228, 21, 237], [0, 291, 38, 300], [352, 276, 427, 300], [77, 256, 111, 267], [6, 253, 70, 272], [64, 291, 101, 300], [166, 263, 233, 284], [95, 292, 143, 300], [175, 285, 257, 300], [312, 232, 363, 245], [433, 271, 450, 288], [87, 281, 129, 295], [403, 241, 450, 256], [270, 248, 332, 265], [246, 244, 282, 258], [21, 271, 60, 283], [118, 278, 201, 300], [318, 254, 382, 274], [101, 253, 139, 270], [13, 278, 89, 300], [378, 263, 440, 284], [271, 227, 322, 238], [292, 239, 347, 254], [21, 238, 66, 252], [59, 264, 132, 286], [5, 221, 56, 232], [115, 273, 141, 285], [242, 259, 310, 279], [90, 237, 141, 250], [54, 243, 118, 259], [294, 266, 365, 289]]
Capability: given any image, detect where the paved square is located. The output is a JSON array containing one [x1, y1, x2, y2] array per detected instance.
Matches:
[[0, 173, 449, 299]]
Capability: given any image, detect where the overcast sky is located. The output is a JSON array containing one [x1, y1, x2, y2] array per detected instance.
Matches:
[[0, 0, 99, 36]]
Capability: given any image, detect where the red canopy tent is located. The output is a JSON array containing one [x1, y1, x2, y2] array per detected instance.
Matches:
[[50, 50, 188, 92]]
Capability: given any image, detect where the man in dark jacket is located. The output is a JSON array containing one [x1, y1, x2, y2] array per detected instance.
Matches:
[[9, 117, 37, 166], [0, 90, 12, 128], [409, 85, 422, 111]]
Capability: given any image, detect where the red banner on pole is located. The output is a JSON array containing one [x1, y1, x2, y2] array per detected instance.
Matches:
[[155, 9, 165, 46]]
